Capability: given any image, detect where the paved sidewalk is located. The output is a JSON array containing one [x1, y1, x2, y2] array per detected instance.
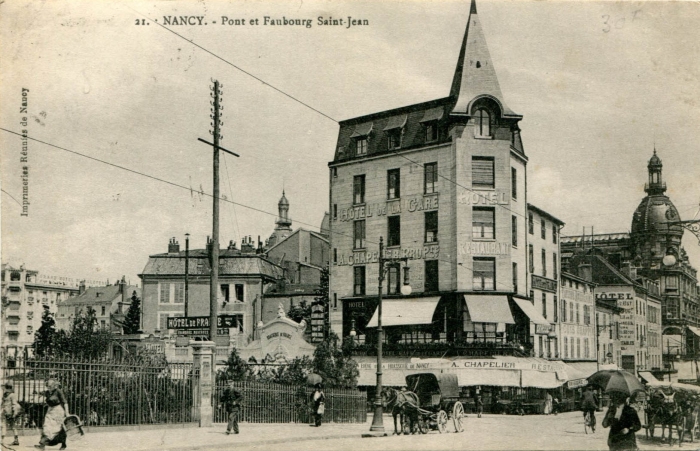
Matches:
[[3, 418, 378, 451]]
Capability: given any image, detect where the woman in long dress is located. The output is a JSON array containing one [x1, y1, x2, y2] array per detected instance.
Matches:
[[35, 379, 69, 450]]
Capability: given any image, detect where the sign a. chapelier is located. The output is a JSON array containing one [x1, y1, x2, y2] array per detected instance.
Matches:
[[357, 358, 566, 373]]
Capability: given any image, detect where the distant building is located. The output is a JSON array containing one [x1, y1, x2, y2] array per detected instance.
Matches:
[[1, 263, 105, 355], [56, 276, 140, 334]]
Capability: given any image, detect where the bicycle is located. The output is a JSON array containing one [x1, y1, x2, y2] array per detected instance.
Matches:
[[584, 410, 596, 434]]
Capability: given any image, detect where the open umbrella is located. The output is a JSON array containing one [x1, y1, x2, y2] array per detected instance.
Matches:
[[587, 370, 644, 396], [306, 373, 323, 387]]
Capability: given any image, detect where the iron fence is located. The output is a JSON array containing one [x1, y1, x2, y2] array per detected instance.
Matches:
[[1, 354, 196, 429], [213, 381, 366, 424]]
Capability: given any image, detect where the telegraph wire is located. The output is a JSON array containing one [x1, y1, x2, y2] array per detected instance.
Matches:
[[127, 6, 338, 124]]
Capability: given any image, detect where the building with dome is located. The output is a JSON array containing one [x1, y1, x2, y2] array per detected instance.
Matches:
[[266, 191, 294, 249], [562, 151, 700, 371]]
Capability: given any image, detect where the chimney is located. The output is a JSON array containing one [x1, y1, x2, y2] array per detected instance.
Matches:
[[79, 280, 86, 295], [241, 236, 255, 254], [168, 237, 180, 254], [578, 263, 593, 282]]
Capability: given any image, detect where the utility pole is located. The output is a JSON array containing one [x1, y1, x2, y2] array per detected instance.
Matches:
[[198, 80, 239, 344], [185, 233, 190, 318]]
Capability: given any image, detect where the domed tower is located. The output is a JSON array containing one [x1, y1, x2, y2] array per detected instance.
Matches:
[[267, 191, 293, 248], [630, 151, 684, 268]]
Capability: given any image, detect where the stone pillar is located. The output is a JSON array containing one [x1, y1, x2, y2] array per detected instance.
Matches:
[[191, 340, 216, 427]]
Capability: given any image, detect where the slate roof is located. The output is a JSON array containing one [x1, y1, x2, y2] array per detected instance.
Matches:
[[139, 249, 284, 280], [60, 285, 141, 306]]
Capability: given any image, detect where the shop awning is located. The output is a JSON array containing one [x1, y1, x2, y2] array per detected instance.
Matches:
[[366, 297, 441, 328], [522, 370, 565, 389], [566, 361, 599, 380], [350, 122, 373, 138], [512, 298, 550, 326], [464, 296, 515, 324], [639, 371, 659, 383], [688, 326, 700, 337], [455, 369, 521, 387]]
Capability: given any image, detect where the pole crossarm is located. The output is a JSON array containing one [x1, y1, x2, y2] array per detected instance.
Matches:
[[197, 138, 240, 158]]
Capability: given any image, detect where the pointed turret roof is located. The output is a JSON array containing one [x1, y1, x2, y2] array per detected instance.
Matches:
[[449, 0, 519, 118]]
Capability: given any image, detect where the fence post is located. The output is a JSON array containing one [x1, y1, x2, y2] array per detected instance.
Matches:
[[190, 340, 215, 427]]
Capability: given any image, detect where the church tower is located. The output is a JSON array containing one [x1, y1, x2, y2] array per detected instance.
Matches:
[[267, 191, 293, 249]]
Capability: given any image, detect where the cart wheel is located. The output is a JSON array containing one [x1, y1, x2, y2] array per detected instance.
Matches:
[[452, 402, 465, 433], [437, 410, 448, 433], [418, 416, 429, 434]]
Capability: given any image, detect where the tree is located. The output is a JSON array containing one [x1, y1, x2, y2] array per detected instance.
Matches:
[[65, 306, 115, 360], [123, 291, 141, 335], [34, 305, 58, 357], [312, 330, 359, 389], [218, 347, 250, 382], [287, 302, 311, 325]]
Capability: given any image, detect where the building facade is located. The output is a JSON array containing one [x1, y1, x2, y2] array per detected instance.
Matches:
[[1, 264, 105, 355], [559, 272, 597, 372]]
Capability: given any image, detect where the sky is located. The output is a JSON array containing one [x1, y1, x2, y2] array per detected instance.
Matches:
[[1, 0, 699, 285]]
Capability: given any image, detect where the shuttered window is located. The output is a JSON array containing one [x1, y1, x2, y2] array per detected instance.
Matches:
[[472, 157, 494, 188]]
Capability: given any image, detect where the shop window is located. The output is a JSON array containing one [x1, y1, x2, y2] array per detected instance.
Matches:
[[387, 169, 400, 199], [424, 162, 437, 194], [354, 266, 366, 296], [472, 157, 494, 188], [353, 175, 365, 204], [425, 260, 439, 292], [388, 216, 401, 247], [425, 211, 438, 243], [473, 258, 495, 291], [472, 207, 495, 239]]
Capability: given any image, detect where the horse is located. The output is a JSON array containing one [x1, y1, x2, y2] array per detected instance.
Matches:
[[678, 395, 700, 444], [647, 389, 685, 446], [381, 387, 420, 435]]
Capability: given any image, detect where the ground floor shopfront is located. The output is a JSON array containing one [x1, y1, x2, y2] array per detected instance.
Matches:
[[353, 355, 604, 414]]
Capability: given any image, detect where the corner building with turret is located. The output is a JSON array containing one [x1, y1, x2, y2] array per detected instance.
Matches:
[[327, 0, 573, 392]]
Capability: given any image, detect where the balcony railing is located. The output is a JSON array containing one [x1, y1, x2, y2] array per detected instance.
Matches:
[[345, 339, 530, 358]]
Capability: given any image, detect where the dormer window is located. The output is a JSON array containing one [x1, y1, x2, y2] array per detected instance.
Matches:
[[425, 121, 438, 142], [355, 138, 367, 156], [476, 108, 491, 137], [387, 130, 401, 150], [383, 115, 407, 151], [349, 122, 373, 157]]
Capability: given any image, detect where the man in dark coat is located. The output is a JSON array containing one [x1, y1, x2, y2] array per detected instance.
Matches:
[[310, 384, 325, 427], [602, 392, 642, 450], [581, 385, 599, 432], [221, 383, 242, 435]]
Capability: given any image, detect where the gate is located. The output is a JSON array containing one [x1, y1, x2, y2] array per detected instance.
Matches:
[[1, 353, 196, 428], [214, 381, 367, 424]]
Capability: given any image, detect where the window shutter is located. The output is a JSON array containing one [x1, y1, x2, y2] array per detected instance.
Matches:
[[472, 158, 494, 187]]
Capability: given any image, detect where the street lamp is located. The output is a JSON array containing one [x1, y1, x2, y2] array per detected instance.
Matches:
[[368, 236, 411, 436]]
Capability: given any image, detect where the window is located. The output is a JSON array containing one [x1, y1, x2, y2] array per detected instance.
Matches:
[[425, 260, 439, 292], [576, 303, 580, 324], [333, 248, 337, 264], [387, 266, 400, 295], [472, 208, 495, 239], [511, 168, 517, 199], [473, 258, 495, 291], [570, 302, 574, 324], [355, 138, 367, 156], [528, 244, 534, 273], [221, 284, 230, 304], [577, 338, 581, 359], [101, 320, 106, 330], [27, 311, 33, 320], [387, 129, 401, 150], [584, 338, 590, 358], [553, 226, 558, 244], [387, 169, 400, 199], [472, 157, 494, 188], [174, 283, 184, 304], [424, 162, 437, 194], [584, 305, 590, 325], [530, 290, 534, 300], [333, 204, 337, 220], [553, 295, 558, 322], [538, 336, 544, 357], [333, 293, 338, 309], [475, 108, 491, 137], [666, 276, 679, 291], [388, 216, 401, 247], [564, 337, 569, 358], [354, 266, 366, 296], [101, 306, 106, 316], [425, 122, 438, 142], [27, 326, 33, 335], [425, 211, 438, 243], [562, 300, 567, 323], [354, 220, 366, 249], [332, 167, 338, 178], [542, 293, 547, 319], [528, 213, 534, 234], [541, 249, 547, 277], [159, 283, 170, 303], [541, 219, 546, 239], [512, 262, 518, 293], [553, 253, 558, 280], [353, 175, 365, 204], [235, 284, 244, 302], [511, 216, 518, 247]]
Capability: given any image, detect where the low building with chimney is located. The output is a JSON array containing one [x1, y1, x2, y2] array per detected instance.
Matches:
[[1, 263, 105, 355], [55, 276, 140, 334]]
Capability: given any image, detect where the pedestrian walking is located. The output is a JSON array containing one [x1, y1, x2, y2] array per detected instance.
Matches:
[[310, 383, 325, 427], [35, 379, 69, 450], [602, 392, 641, 451], [476, 395, 484, 418], [220, 383, 242, 435], [544, 392, 553, 415], [2, 382, 21, 446]]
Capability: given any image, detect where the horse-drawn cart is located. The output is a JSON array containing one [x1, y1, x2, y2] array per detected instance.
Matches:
[[404, 373, 465, 434]]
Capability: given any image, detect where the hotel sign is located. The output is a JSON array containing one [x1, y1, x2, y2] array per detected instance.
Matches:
[[532, 275, 557, 293], [336, 194, 438, 222], [167, 315, 239, 330]]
